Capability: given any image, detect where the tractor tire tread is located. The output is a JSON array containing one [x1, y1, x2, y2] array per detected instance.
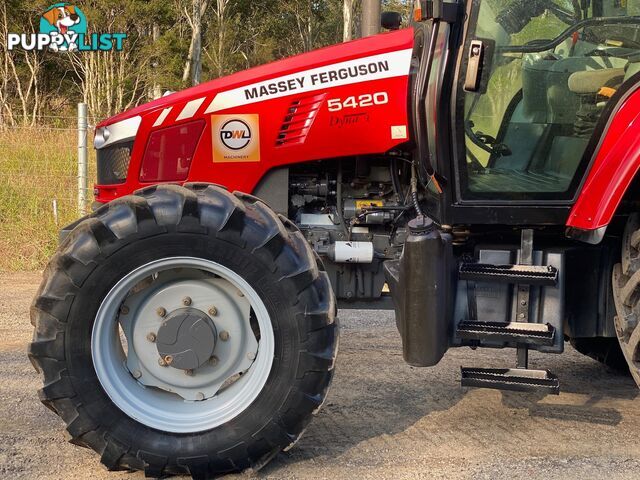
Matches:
[[612, 214, 640, 386], [29, 184, 337, 478]]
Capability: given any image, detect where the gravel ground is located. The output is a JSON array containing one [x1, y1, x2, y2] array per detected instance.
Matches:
[[1, 272, 640, 479]]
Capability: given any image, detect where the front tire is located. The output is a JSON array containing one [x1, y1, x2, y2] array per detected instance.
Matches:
[[28, 184, 338, 478]]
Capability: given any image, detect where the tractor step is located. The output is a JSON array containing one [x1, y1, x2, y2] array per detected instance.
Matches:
[[459, 262, 558, 286], [460, 367, 560, 394], [457, 321, 555, 346]]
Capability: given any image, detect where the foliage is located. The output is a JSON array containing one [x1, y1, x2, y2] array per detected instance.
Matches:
[[1, 1, 412, 125]]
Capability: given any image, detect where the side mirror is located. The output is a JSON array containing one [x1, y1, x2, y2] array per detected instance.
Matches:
[[381, 11, 402, 31]]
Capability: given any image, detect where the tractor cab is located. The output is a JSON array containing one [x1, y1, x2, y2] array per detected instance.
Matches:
[[412, 0, 640, 226], [384, 0, 640, 391]]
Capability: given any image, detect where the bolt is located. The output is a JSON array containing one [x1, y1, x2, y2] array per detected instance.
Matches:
[[219, 331, 230, 342], [182, 296, 192, 306], [209, 355, 219, 366], [208, 306, 218, 317], [132, 370, 142, 379], [185, 369, 194, 377], [195, 392, 205, 401], [157, 307, 167, 318], [158, 358, 168, 367], [146, 332, 157, 343], [164, 355, 173, 365], [520, 300, 527, 307], [247, 352, 256, 361], [120, 305, 130, 315], [519, 313, 526, 319]]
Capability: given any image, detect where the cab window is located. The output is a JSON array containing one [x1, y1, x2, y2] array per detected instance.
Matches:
[[460, 0, 640, 200]]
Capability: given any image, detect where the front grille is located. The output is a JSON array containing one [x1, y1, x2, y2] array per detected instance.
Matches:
[[97, 141, 133, 185]]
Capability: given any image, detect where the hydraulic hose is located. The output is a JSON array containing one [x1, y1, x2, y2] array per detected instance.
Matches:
[[411, 163, 424, 217]]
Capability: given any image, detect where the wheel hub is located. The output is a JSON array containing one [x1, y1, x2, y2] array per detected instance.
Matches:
[[92, 258, 275, 433], [156, 308, 217, 371]]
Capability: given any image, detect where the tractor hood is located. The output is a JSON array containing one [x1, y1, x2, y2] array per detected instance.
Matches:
[[98, 28, 414, 129], [94, 28, 415, 202]]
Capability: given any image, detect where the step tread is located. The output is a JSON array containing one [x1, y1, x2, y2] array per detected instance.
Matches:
[[459, 262, 558, 286], [461, 367, 560, 394], [457, 321, 555, 346]]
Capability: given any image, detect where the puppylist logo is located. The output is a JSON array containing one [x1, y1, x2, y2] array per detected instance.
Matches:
[[7, 3, 126, 52]]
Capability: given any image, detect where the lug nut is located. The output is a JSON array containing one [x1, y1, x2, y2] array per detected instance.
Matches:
[[146, 333, 157, 343], [164, 355, 173, 365], [185, 369, 194, 377], [209, 306, 218, 317], [219, 331, 230, 342], [182, 297, 192, 306], [120, 305, 130, 315], [237, 291, 245, 297], [247, 352, 256, 361], [209, 355, 219, 366], [132, 370, 142, 379], [158, 358, 168, 367], [157, 307, 167, 318], [196, 392, 205, 401]]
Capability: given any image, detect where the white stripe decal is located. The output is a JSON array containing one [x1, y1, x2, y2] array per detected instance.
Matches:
[[177, 97, 206, 121], [205, 48, 413, 114], [153, 107, 173, 127]]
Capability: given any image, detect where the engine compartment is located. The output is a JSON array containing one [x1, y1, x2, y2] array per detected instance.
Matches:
[[261, 157, 413, 304]]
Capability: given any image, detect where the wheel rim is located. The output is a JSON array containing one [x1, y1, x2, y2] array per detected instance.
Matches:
[[92, 257, 275, 433]]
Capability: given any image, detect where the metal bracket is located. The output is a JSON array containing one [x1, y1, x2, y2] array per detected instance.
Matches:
[[423, 0, 462, 23], [516, 229, 533, 369], [464, 40, 485, 92]]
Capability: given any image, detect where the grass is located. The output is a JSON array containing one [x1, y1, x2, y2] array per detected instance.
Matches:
[[0, 128, 96, 271]]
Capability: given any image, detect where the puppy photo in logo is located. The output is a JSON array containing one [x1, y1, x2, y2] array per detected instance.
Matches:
[[39, 3, 88, 52]]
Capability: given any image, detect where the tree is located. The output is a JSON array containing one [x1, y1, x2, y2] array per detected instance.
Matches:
[[182, 0, 209, 86], [0, 0, 361, 125], [343, 0, 355, 41], [0, 1, 44, 127]]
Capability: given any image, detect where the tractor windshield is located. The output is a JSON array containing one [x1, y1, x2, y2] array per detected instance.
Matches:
[[459, 0, 640, 200]]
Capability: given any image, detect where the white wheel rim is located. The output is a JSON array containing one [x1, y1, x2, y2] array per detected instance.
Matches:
[[91, 257, 275, 433]]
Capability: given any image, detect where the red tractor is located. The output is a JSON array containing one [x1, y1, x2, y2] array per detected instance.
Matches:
[[29, 0, 640, 477]]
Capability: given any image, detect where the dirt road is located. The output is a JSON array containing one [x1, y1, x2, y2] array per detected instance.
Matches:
[[1, 272, 639, 479]]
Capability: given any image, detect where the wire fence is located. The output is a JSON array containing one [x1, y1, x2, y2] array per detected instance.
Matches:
[[0, 108, 95, 271]]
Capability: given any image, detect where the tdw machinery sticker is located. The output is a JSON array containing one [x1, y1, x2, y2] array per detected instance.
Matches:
[[211, 114, 261, 163]]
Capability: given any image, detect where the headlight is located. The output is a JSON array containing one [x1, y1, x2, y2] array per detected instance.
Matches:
[[93, 116, 142, 150], [94, 127, 110, 149]]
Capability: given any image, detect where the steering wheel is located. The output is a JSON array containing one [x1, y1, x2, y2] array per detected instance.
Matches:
[[497, 0, 578, 35]]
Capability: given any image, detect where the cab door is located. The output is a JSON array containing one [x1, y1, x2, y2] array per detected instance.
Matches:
[[454, 0, 640, 206]]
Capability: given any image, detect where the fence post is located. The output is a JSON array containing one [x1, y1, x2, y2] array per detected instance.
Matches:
[[78, 103, 88, 216]]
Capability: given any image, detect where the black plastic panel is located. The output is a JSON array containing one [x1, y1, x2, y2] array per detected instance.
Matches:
[[96, 141, 133, 185]]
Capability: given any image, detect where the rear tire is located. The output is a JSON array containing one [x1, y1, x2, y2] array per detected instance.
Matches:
[[28, 184, 338, 478], [612, 213, 640, 386]]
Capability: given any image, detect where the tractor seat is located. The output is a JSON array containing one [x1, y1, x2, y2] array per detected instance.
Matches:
[[568, 68, 625, 94]]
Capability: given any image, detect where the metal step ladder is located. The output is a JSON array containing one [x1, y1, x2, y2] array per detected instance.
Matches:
[[458, 229, 560, 395]]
